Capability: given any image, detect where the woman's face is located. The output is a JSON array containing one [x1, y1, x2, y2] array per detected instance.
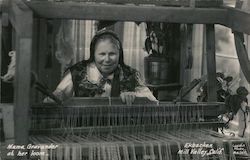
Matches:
[[94, 39, 120, 77]]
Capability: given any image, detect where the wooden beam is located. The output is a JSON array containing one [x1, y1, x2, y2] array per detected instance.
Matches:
[[30, 18, 38, 104], [206, 24, 217, 102], [0, 104, 14, 139], [27, 0, 223, 7], [37, 18, 48, 101], [8, 0, 33, 37], [24, 1, 250, 34], [1, 0, 9, 27], [226, 7, 250, 35], [14, 37, 32, 146], [180, 24, 186, 86], [24, 1, 228, 24], [0, 15, 2, 103], [2, 12, 9, 27], [234, 31, 250, 83], [9, 0, 33, 151]]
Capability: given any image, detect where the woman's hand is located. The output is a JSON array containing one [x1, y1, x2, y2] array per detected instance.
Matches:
[[43, 97, 55, 103], [241, 101, 248, 112], [120, 92, 136, 105]]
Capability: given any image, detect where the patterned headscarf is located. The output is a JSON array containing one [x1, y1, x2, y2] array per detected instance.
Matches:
[[88, 30, 125, 66]]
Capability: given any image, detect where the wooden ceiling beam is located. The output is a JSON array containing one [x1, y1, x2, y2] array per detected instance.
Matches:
[[19, 1, 250, 34], [24, 1, 228, 24]]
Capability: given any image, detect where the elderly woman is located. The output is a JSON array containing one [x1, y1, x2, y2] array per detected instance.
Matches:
[[45, 30, 156, 105]]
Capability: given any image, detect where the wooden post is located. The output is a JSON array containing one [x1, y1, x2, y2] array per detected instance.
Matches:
[[37, 18, 48, 101], [189, 24, 204, 102], [180, 24, 186, 86], [205, 24, 217, 102], [0, 15, 2, 103], [180, 24, 193, 87], [1, 104, 14, 139], [9, 0, 33, 152], [14, 37, 32, 144]]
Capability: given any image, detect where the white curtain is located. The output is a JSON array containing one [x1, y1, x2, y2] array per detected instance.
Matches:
[[71, 20, 96, 63], [56, 20, 96, 74], [122, 22, 148, 79]]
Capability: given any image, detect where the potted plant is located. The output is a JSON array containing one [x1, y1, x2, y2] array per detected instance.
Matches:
[[144, 22, 178, 85]]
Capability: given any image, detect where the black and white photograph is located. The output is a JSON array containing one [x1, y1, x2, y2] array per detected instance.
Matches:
[[1, 0, 250, 159]]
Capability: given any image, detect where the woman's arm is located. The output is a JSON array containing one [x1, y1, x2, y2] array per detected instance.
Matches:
[[120, 71, 157, 105], [134, 71, 157, 101], [43, 71, 74, 103]]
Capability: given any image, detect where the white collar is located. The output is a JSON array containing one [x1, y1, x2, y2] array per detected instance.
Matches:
[[88, 63, 114, 83]]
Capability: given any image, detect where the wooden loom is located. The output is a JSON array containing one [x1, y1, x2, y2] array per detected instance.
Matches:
[[28, 98, 249, 160], [1, 0, 250, 159]]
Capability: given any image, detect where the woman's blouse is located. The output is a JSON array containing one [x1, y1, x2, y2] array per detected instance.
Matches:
[[51, 61, 157, 102]]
